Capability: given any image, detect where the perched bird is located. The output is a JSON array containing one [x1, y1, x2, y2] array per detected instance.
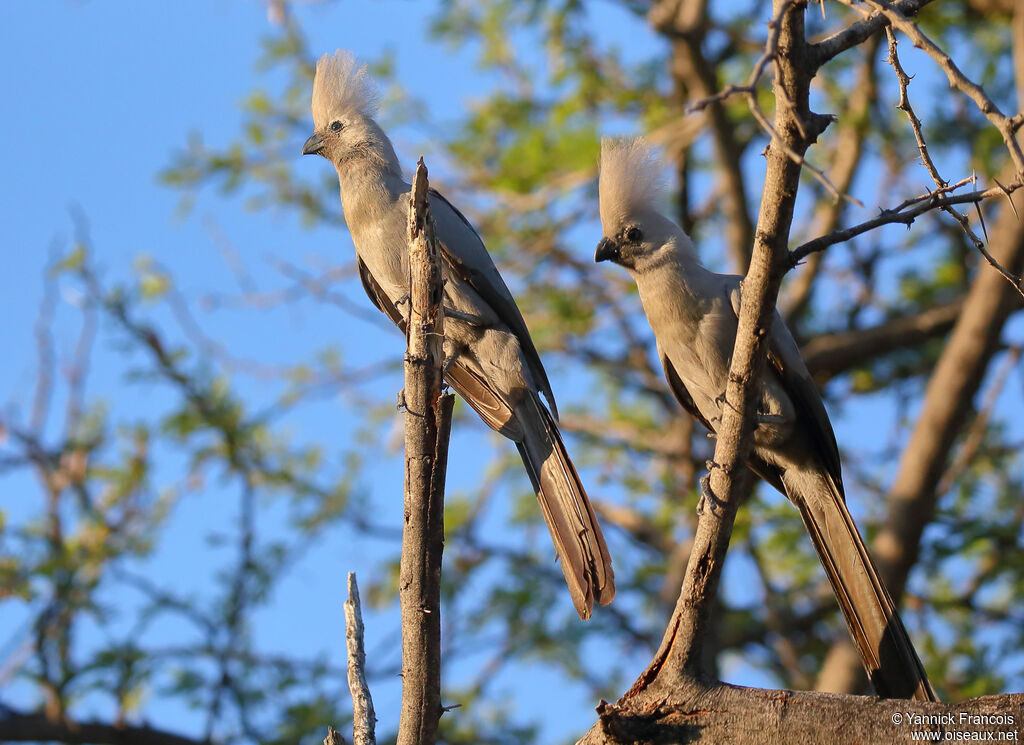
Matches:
[[594, 138, 935, 700], [302, 50, 613, 618]]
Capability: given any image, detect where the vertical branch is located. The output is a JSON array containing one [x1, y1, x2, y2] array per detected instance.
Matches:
[[681, 0, 815, 677], [620, 0, 820, 696], [396, 159, 455, 745], [344, 573, 376, 745]]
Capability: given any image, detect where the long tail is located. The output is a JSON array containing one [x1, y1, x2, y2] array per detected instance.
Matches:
[[516, 394, 615, 619], [788, 472, 937, 701]]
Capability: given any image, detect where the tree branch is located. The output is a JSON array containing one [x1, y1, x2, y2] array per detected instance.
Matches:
[[582, 689, 1023, 745], [344, 573, 376, 745], [396, 159, 454, 745], [0, 710, 208, 745], [787, 179, 1023, 267], [858, 0, 1024, 175], [581, 0, 819, 718], [811, 0, 935, 67]]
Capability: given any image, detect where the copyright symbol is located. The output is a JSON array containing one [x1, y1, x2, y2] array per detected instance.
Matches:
[[892, 712, 903, 725]]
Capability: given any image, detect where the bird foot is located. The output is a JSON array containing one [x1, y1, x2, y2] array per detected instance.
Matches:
[[696, 472, 727, 517]]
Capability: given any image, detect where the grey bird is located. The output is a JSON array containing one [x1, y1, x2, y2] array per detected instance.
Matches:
[[301, 51, 614, 619], [594, 138, 935, 700]]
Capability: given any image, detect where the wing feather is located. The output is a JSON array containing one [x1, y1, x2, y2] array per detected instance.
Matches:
[[429, 189, 558, 419]]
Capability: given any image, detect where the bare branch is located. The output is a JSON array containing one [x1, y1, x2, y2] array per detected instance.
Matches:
[[581, 688, 1024, 745], [344, 573, 376, 745], [686, 1, 861, 206], [0, 710, 208, 745], [787, 179, 1024, 267], [811, 0, 935, 67], [396, 159, 454, 745], [801, 298, 964, 381], [620, 0, 816, 694], [857, 0, 1024, 175], [879, 23, 1024, 297]]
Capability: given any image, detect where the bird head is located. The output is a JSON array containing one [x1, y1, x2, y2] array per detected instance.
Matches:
[[595, 137, 692, 273], [302, 50, 398, 172]]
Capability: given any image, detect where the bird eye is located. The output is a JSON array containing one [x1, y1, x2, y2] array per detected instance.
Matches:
[[625, 227, 643, 243], [330, 121, 344, 132]]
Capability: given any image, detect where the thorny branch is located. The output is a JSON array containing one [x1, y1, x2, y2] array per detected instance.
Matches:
[[880, 19, 1024, 297], [855, 0, 1024, 175]]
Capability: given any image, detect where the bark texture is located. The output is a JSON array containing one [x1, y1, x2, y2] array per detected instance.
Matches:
[[396, 159, 455, 745]]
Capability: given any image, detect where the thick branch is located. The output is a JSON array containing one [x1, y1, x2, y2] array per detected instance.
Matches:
[[396, 159, 454, 745], [800, 299, 964, 381], [0, 711, 207, 745], [613, 0, 816, 698], [580, 686, 1023, 745]]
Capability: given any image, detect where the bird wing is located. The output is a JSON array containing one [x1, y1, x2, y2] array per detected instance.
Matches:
[[660, 345, 785, 493], [428, 188, 558, 419], [728, 284, 845, 496], [659, 347, 716, 433], [356, 257, 520, 438]]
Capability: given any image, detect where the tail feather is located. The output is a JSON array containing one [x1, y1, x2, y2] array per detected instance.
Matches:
[[789, 473, 937, 701], [517, 395, 615, 619]]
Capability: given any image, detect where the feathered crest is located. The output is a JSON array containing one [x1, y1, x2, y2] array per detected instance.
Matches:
[[311, 50, 380, 129], [598, 137, 665, 227]]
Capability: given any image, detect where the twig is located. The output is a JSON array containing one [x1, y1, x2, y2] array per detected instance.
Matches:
[[396, 159, 455, 745], [687, 1, 861, 206], [811, 0, 935, 67], [788, 178, 1024, 267], [880, 27, 1024, 298], [856, 0, 1024, 176], [344, 573, 376, 745]]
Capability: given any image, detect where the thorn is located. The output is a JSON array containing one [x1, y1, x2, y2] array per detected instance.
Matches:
[[994, 178, 1020, 223], [974, 201, 989, 242]]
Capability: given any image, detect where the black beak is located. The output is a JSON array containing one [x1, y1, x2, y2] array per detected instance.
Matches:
[[302, 132, 325, 156], [595, 237, 620, 263]]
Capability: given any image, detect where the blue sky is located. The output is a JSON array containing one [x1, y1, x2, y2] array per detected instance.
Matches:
[[3, 2, 1023, 744], [0, 3, 667, 742]]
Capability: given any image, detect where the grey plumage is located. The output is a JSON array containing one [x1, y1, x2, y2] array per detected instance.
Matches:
[[303, 51, 614, 619], [596, 137, 935, 700]]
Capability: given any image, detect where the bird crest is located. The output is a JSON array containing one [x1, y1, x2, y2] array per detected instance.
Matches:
[[311, 50, 380, 130], [598, 137, 665, 228]]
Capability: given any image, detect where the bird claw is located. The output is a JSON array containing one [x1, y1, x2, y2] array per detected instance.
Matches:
[[696, 472, 727, 517]]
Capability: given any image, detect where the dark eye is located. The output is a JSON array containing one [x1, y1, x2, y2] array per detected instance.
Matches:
[[330, 121, 344, 132], [625, 226, 642, 243]]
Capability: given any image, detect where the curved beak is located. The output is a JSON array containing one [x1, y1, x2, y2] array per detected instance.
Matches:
[[302, 132, 325, 156], [595, 237, 620, 263]]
